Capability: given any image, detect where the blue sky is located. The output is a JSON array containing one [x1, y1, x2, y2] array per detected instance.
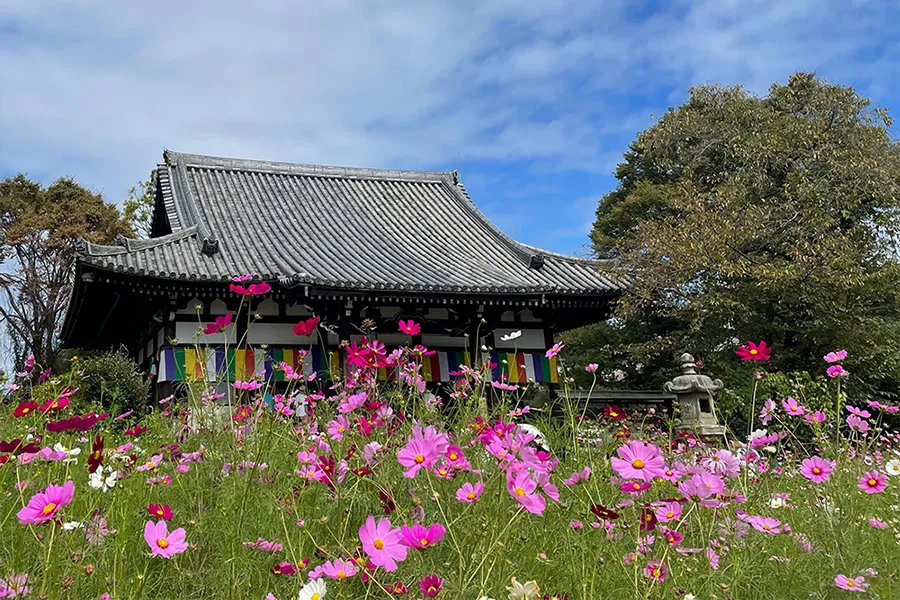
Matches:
[[1, 0, 899, 256]]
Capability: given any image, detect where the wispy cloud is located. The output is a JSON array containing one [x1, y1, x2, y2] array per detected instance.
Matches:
[[1, 0, 898, 254]]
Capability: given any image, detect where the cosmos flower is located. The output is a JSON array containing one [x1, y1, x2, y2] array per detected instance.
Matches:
[[419, 574, 443, 597], [834, 574, 868, 592], [230, 281, 271, 296], [398, 320, 421, 336], [507, 471, 546, 515], [736, 340, 771, 361], [203, 313, 233, 335], [857, 470, 887, 494], [456, 481, 484, 503], [148, 504, 174, 521], [507, 577, 540, 600], [358, 516, 408, 571], [327, 416, 350, 441], [399, 523, 445, 549], [17, 480, 74, 525], [823, 350, 848, 363], [885, 459, 900, 476], [13, 401, 37, 418], [643, 560, 667, 583], [144, 520, 188, 558], [545, 343, 565, 359], [293, 316, 321, 337], [781, 397, 805, 416], [846, 415, 870, 434], [296, 579, 327, 600], [320, 559, 358, 580], [826, 365, 849, 378], [611, 441, 665, 482], [88, 466, 118, 492], [800, 456, 834, 483]]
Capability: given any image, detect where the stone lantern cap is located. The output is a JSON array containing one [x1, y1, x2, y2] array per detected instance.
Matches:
[[664, 353, 724, 395]]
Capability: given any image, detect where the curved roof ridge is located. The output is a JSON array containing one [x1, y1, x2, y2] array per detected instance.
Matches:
[[517, 242, 622, 267], [78, 227, 199, 257], [163, 149, 456, 183]]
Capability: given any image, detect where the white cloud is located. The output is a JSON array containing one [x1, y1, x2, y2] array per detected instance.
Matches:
[[0, 0, 897, 252]]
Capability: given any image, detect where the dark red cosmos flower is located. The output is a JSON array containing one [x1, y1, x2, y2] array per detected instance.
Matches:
[[270, 562, 297, 576], [232, 406, 252, 423], [379, 490, 396, 515], [0, 439, 41, 455], [147, 504, 174, 521], [292, 316, 321, 337], [604, 405, 626, 421], [389, 582, 409, 596], [13, 401, 38, 418], [46, 412, 109, 433], [125, 425, 147, 436], [590, 504, 620, 520], [614, 427, 631, 440], [351, 467, 373, 477], [640, 507, 658, 532], [229, 281, 271, 296], [88, 436, 104, 474], [736, 340, 771, 362]]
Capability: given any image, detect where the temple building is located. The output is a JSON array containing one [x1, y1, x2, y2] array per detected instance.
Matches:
[[61, 150, 628, 395]]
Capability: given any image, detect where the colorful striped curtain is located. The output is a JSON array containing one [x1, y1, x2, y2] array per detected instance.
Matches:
[[156, 347, 340, 383], [373, 351, 471, 383], [489, 351, 559, 384]]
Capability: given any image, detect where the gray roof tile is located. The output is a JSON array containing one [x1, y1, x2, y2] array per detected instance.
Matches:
[[78, 150, 629, 295]]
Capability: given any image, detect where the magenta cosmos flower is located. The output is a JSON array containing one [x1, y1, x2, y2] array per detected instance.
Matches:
[[419, 574, 443, 597], [17, 480, 74, 525], [507, 471, 546, 515], [611, 440, 665, 482], [143, 520, 188, 558], [400, 523, 446, 549], [800, 456, 834, 483], [456, 481, 484, 503], [736, 340, 771, 361], [398, 320, 421, 335], [643, 560, 667, 583], [834, 574, 868, 592], [397, 438, 439, 478], [358, 516, 408, 572], [545, 342, 565, 358], [858, 470, 888, 494], [827, 365, 849, 378]]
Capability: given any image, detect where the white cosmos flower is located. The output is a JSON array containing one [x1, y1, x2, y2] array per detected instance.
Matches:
[[88, 466, 118, 492], [62, 521, 84, 531], [500, 330, 523, 342], [53, 442, 81, 463], [885, 458, 900, 476], [769, 497, 786, 509], [506, 577, 540, 600], [296, 578, 327, 600]]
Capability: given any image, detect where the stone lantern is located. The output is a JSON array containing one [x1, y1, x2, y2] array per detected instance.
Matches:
[[664, 353, 725, 436]]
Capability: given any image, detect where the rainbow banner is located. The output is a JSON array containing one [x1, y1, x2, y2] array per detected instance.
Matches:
[[372, 351, 471, 383], [157, 347, 340, 383], [489, 351, 559, 384]]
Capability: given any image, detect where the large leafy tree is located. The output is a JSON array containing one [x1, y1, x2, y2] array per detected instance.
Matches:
[[122, 170, 157, 239], [581, 73, 900, 398], [0, 175, 132, 370]]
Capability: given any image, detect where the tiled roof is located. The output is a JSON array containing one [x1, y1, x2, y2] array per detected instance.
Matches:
[[78, 150, 628, 295]]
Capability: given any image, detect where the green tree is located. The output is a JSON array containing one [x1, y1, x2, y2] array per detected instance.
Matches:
[[123, 170, 157, 239], [582, 73, 900, 398], [0, 175, 133, 369]]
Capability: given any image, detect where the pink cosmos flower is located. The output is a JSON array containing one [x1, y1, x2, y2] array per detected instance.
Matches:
[[858, 470, 888, 494], [655, 501, 683, 523], [338, 391, 367, 413], [846, 415, 870, 434], [759, 399, 776, 425], [800, 456, 834, 483], [643, 560, 667, 583], [203, 313, 233, 335], [748, 516, 783, 534], [137, 454, 163, 472], [706, 547, 720, 570], [803, 411, 826, 424], [610, 440, 666, 482], [0, 572, 31, 597], [143, 520, 188, 558], [232, 273, 253, 282], [570, 520, 583, 529], [17, 480, 74, 525], [834, 574, 868, 592], [824, 350, 848, 363], [545, 342, 565, 358], [230, 281, 271, 296], [397, 438, 439, 478], [585, 363, 599, 373], [846, 405, 871, 418], [662, 528, 683, 546], [399, 523, 446, 549], [233, 379, 262, 391], [398, 320, 421, 335], [736, 340, 771, 361], [507, 471, 546, 515], [621, 480, 652, 495], [327, 416, 351, 441], [456, 481, 484, 503], [321, 559, 359, 580], [562, 466, 592, 486], [827, 365, 849, 378], [781, 397, 804, 416], [359, 516, 408, 571], [702, 449, 740, 478], [868, 518, 888, 529]]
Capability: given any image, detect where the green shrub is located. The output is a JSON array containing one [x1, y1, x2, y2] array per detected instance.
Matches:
[[74, 348, 151, 418]]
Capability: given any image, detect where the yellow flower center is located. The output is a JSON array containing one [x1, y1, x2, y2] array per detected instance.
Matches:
[[51, 402, 58, 409], [337, 426, 345, 433], [336, 570, 346, 579], [427, 586, 437, 593], [610, 411, 618, 417], [414, 454, 424, 464], [373, 539, 385, 550], [812, 467, 821, 474], [22, 407, 30, 414], [94, 451, 101, 460], [652, 568, 660, 577], [632, 459, 644, 469], [515, 487, 526, 497], [868, 478, 877, 486], [449, 453, 458, 461], [749, 349, 758, 355], [847, 581, 856, 588], [42, 502, 57, 515], [763, 524, 770, 530], [467, 492, 476, 500], [156, 509, 164, 516], [311, 594, 321, 600], [666, 512, 674, 518], [420, 538, 429, 547], [633, 483, 641, 490], [157, 538, 169, 548]]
